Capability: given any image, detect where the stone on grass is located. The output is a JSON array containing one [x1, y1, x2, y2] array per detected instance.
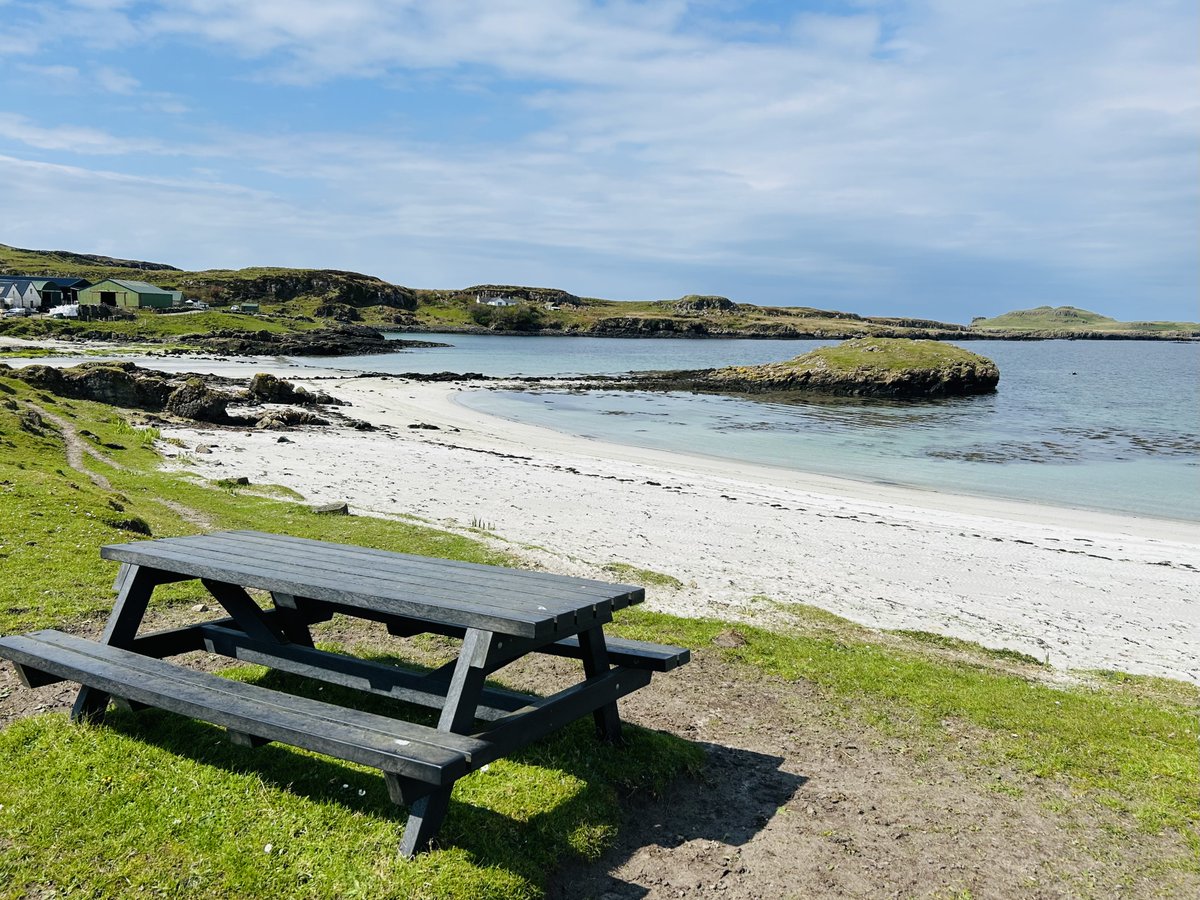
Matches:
[[313, 501, 349, 515]]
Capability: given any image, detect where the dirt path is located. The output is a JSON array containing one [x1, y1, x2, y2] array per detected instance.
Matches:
[[30, 402, 217, 530], [30, 403, 119, 490]]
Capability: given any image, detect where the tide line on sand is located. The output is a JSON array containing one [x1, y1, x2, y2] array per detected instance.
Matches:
[[165, 375, 1200, 684]]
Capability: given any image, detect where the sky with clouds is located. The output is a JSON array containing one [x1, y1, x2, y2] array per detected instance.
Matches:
[[1, 0, 1196, 321]]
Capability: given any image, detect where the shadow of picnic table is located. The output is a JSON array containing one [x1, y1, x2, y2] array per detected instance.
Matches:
[[545, 738, 805, 899]]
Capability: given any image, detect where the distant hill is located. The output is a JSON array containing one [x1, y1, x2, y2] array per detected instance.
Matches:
[[0, 243, 179, 276], [3, 242, 1195, 340], [971, 306, 1198, 336]]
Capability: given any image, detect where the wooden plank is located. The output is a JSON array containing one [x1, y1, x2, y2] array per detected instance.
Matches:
[[105, 532, 629, 610], [220, 531, 643, 601], [161, 535, 614, 631], [400, 789, 451, 858], [105, 541, 566, 632], [75, 563, 161, 723], [127, 606, 328, 659], [100, 543, 553, 639], [197, 624, 532, 721], [33, 630, 490, 758], [203, 532, 637, 610], [543, 635, 691, 672], [1, 631, 486, 781]]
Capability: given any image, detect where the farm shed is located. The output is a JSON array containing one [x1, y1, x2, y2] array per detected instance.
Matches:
[[77, 279, 182, 310], [31, 277, 90, 306]]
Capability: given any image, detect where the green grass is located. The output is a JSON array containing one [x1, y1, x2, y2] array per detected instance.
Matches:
[[0, 308, 308, 342], [0, 346, 71, 359], [779, 338, 991, 374], [601, 562, 684, 590], [0, 697, 701, 899], [892, 629, 1047, 667]]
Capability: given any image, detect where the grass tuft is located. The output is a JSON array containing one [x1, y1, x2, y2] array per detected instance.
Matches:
[[601, 562, 684, 589]]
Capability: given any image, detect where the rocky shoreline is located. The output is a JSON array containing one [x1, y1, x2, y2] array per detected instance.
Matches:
[[1, 360, 367, 430]]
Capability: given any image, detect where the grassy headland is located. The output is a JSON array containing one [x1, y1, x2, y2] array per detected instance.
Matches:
[[971, 305, 1199, 336], [0, 366, 1196, 896]]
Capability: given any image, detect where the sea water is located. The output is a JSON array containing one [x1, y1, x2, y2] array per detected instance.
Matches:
[[320, 335, 1200, 521]]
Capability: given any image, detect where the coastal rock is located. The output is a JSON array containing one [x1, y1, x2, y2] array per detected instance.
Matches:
[[165, 378, 234, 423], [627, 338, 1000, 399], [16, 361, 173, 409], [312, 302, 360, 322], [247, 372, 342, 406], [587, 317, 712, 337], [255, 409, 330, 430], [181, 324, 397, 357]]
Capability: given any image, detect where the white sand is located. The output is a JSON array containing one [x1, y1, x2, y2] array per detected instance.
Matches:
[[157, 374, 1200, 683]]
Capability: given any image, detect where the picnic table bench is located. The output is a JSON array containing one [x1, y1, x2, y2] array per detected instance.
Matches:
[[0, 531, 689, 856]]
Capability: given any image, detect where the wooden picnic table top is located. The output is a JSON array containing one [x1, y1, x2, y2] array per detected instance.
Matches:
[[101, 530, 645, 640]]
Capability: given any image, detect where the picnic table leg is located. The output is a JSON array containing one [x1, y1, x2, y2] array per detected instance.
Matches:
[[577, 625, 623, 743], [268, 592, 315, 647], [399, 628, 496, 858], [72, 563, 158, 723]]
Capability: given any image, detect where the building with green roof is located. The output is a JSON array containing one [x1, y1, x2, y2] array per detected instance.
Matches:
[[76, 279, 182, 310]]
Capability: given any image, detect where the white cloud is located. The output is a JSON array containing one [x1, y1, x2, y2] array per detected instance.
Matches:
[[95, 66, 140, 94]]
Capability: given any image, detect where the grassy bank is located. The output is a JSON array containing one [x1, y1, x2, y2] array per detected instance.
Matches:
[[0, 370, 1197, 896]]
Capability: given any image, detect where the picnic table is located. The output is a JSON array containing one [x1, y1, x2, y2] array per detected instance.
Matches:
[[0, 530, 689, 856]]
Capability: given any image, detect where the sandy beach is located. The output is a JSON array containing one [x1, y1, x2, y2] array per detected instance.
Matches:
[[141, 370, 1200, 684]]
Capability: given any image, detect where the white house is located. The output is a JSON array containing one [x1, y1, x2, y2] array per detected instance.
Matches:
[[0, 280, 42, 310]]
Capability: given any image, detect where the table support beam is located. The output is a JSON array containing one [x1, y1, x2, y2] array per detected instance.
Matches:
[[577, 625, 623, 743], [400, 628, 496, 857], [72, 564, 158, 723]]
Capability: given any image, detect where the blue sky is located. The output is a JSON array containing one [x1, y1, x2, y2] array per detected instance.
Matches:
[[1, 0, 1196, 322]]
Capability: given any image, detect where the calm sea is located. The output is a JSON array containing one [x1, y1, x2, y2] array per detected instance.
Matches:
[[318, 334, 1200, 521]]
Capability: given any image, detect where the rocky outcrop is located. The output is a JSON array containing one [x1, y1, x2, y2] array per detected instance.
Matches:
[[622, 338, 1000, 399], [181, 325, 409, 356], [585, 317, 713, 337], [14, 361, 174, 409], [177, 270, 416, 310], [3, 362, 349, 427], [672, 295, 738, 313]]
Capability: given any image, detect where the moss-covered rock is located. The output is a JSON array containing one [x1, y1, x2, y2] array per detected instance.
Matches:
[[14, 361, 174, 409], [633, 338, 999, 399]]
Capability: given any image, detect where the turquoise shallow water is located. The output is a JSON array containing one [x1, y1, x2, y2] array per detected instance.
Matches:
[[315, 335, 1200, 521]]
